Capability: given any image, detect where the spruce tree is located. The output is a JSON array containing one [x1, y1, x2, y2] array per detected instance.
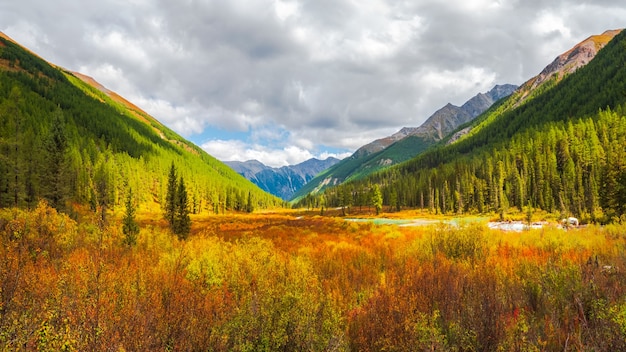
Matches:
[[246, 191, 254, 213], [122, 188, 139, 246], [42, 108, 68, 211], [164, 163, 177, 227], [173, 177, 191, 239]]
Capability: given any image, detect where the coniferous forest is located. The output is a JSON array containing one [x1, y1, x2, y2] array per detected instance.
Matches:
[[0, 35, 283, 215], [313, 29, 626, 224], [1, 27, 626, 351]]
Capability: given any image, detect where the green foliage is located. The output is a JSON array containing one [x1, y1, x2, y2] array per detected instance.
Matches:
[[431, 223, 487, 262], [163, 164, 191, 239], [164, 163, 177, 225], [0, 35, 283, 215], [122, 188, 139, 246], [173, 177, 191, 239], [291, 135, 434, 202], [370, 184, 382, 215], [41, 109, 69, 211], [318, 30, 626, 221], [246, 191, 254, 213]]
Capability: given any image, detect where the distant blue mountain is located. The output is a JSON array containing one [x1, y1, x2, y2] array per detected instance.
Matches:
[[225, 157, 341, 200]]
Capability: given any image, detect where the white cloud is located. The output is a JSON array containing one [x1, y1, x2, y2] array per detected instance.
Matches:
[[320, 151, 352, 161], [200, 139, 247, 162], [4, 21, 46, 52], [201, 139, 328, 167], [274, 0, 299, 22], [2, 0, 626, 167], [89, 30, 150, 67], [532, 12, 571, 38], [420, 66, 497, 95]]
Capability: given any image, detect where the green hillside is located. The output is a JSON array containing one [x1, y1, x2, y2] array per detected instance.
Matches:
[[314, 29, 626, 222], [0, 34, 283, 213], [292, 134, 433, 203]]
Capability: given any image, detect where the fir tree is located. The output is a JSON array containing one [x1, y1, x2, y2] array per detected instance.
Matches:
[[42, 108, 68, 211], [122, 187, 140, 246], [173, 177, 191, 240], [246, 191, 254, 213], [164, 163, 177, 227]]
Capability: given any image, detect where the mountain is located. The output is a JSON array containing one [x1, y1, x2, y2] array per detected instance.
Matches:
[[291, 84, 516, 201], [0, 32, 282, 212], [519, 29, 621, 100], [226, 157, 340, 200], [314, 29, 626, 221], [353, 84, 517, 157], [448, 29, 622, 144]]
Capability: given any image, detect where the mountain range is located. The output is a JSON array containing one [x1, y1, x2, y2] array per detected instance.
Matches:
[[225, 157, 340, 200], [292, 29, 621, 203], [290, 84, 517, 201], [302, 28, 626, 221]]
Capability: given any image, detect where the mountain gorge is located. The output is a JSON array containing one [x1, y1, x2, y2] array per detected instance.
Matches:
[[291, 84, 517, 201], [226, 157, 340, 200], [0, 32, 282, 213]]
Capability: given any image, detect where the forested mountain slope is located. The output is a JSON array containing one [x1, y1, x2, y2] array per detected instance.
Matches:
[[448, 29, 622, 145], [0, 33, 283, 213], [291, 84, 516, 202], [313, 29, 626, 222], [296, 30, 620, 205]]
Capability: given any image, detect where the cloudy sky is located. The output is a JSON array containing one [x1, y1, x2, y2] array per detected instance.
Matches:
[[1, 1, 624, 167]]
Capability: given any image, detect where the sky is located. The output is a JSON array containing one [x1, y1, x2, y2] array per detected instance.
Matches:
[[1, 1, 625, 167]]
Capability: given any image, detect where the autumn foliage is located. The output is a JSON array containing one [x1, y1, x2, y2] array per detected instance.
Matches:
[[1, 203, 626, 351]]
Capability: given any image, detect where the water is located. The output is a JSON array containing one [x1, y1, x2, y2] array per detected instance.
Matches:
[[345, 217, 546, 231], [344, 217, 483, 227]]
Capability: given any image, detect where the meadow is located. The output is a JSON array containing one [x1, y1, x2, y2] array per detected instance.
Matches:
[[1, 202, 626, 351]]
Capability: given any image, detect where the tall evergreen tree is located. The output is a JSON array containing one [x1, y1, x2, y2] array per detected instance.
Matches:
[[0, 86, 21, 208], [173, 177, 191, 239], [164, 163, 177, 227], [246, 191, 254, 213], [6, 86, 22, 207], [122, 187, 139, 246], [42, 108, 68, 211]]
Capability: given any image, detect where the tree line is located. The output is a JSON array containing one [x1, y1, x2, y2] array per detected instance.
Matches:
[[314, 107, 626, 222]]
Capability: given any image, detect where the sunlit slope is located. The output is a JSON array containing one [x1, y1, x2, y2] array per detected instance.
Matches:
[[316, 29, 626, 221], [291, 85, 516, 202], [0, 32, 282, 211]]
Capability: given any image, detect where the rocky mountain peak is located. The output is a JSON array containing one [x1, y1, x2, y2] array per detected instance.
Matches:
[[522, 29, 621, 93], [350, 84, 517, 158]]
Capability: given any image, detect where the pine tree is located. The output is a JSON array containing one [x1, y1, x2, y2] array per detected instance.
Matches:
[[246, 191, 254, 213], [122, 187, 139, 246], [42, 108, 68, 211], [164, 163, 177, 227], [173, 177, 191, 240], [6, 86, 22, 207]]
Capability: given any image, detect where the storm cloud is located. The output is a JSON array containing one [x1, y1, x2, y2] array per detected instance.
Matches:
[[2, 0, 625, 166]]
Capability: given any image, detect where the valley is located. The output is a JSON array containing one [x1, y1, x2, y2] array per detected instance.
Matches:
[[1, 20, 626, 351]]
